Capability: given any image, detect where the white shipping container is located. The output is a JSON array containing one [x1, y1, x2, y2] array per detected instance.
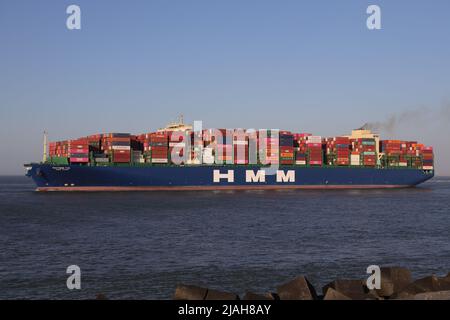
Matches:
[[295, 160, 306, 165], [233, 141, 248, 145], [112, 146, 131, 150], [306, 136, 322, 143], [69, 144, 87, 149], [152, 158, 168, 164], [203, 148, 213, 155], [169, 142, 186, 147], [350, 154, 360, 165], [187, 159, 201, 165], [203, 157, 215, 164], [423, 166, 434, 170]]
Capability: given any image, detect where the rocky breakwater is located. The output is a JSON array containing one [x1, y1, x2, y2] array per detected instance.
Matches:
[[173, 267, 450, 300]]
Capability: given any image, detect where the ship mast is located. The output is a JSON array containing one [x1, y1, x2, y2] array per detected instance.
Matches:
[[43, 130, 48, 163]]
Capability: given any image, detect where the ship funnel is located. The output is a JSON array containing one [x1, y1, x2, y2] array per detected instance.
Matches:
[[357, 123, 371, 130]]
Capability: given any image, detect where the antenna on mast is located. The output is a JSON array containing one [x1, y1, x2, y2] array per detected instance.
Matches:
[[43, 130, 48, 163]]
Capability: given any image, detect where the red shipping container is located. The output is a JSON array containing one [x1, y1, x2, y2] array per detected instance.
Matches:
[[69, 148, 89, 153], [335, 137, 349, 144]]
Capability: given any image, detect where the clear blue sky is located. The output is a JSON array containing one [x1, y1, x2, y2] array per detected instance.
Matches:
[[1, 0, 449, 174]]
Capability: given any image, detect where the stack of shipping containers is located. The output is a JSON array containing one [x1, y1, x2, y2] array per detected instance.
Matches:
[[86, 134, 105, 164], [293, 133, 310, 166], [380, 140, 432, 169], [215, 129, 232, 164], [361, 138, 376, 167], [141, 133, 152, 163], [405, 142, 420, 168], [335, 137, 350, 166], [130, 136, 144, 164], [69, 138, 89, 164], [306, 135, 323, 166], [325, 137, 350, 166], [279, 131, 294, 165], [380, 140, 401, 167], [150, 132, 169, 164], [202, 129, 215, 164], [191, 130, 203, 165], [233, 130, 249, 165], [422, 147, 434, 170], [258, 130, 279, 165], [46, 127, 433, 170], [101, 133, 131, 163], [49, 141, 69, 165], [351, 138, 376, 166], [168, 131, 187, 165], [398, 141, 409, 167]]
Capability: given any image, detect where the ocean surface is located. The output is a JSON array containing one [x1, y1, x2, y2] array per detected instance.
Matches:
[[1, 175, 449, 299]]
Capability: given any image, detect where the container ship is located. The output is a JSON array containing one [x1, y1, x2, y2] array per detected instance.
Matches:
[[25, 118, 434, 191]]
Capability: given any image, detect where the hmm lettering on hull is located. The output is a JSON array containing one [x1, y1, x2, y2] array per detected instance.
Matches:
[[213, 169, 295, 183]]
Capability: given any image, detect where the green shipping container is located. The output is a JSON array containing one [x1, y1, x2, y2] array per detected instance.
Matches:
[[50, 156, 69, 165]]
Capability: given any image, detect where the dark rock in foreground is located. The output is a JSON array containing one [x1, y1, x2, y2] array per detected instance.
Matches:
[[412, 290, 450, 300], [323, 279, 380, 300], [205, 288, 239, 300], [243, 292, 274, 300], [174, 284, 208, 300], [95, 293, 108, 300], [277, 276, 317, 300], [377, 267, 412, 298], [323, 288, 351, 300], [392, 275, 450, 299], [174, 284, 239, 300]]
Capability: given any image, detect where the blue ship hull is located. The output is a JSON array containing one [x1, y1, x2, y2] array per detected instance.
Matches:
[[25, 163, 434, 191]]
